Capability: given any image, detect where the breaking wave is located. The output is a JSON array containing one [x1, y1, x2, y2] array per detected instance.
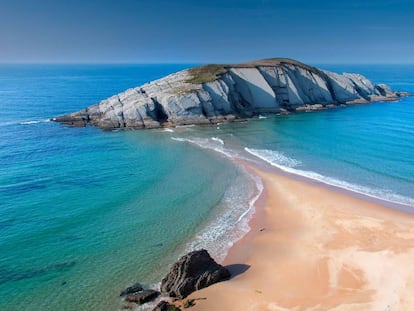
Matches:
[[171, 136, 264, 262], [245, 148, 414, 207], [19, 119, 50, 125]]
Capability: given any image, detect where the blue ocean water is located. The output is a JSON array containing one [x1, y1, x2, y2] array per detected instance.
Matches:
[[0, 65, 257, 310], [0, 64, 413, 310]]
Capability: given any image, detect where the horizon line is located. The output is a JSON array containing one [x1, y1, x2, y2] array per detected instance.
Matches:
[[1, 61, 414, 66]]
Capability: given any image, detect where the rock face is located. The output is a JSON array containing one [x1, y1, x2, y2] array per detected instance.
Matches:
[[53, 58, 407, 130], [160, 249, 230, 299]]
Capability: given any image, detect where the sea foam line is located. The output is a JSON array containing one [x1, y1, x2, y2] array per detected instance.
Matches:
[[184, 167, 264, 263], [0, 119, 50, 127], [171, 136, 264, 262], [19, 119, 50, 125], [236, 172, 263, 223], [245, 147, 414, 208], [211, 137, 224, 145], [171, 136, 237, 159]]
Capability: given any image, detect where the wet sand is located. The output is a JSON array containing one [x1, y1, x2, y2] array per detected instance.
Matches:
[[186, 164, 414, 311]]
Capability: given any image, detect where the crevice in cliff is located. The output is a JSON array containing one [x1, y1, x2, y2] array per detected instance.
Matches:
[[279, 66, 301, 110], [147, 97, 169, 123], [227, 70, 255, 116], [194, 91, 211, 120], [319, 71, 339, 104], [117, 96, 126, 128], [217, 75, 241, 116], [131, 89, 147, 128], [256, 66, 282, 110], [348, 79, 371, 101]]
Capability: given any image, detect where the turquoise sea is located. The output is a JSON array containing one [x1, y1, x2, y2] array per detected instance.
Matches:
[[0, 64, 413, 310]]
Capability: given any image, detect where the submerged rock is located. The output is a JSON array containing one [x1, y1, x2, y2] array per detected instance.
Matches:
[[52, 58, 409, 131], [160, 249, 230, 299], [152, 301, 181, 311], [124, 289, 159, 304], [119, 282, 143, 296]]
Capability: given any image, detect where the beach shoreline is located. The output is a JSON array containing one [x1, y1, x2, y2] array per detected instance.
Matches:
[[183, 160, 414, 311]]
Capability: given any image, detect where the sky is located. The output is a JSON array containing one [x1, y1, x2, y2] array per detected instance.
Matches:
[[0, 0, 413, 64]]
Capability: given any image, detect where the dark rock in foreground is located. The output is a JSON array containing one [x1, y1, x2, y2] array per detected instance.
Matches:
[[152, 301, 181, 311], [52, 58, 410, 131], [119, 282, 143, 296], [160, 249, 230, 299], [124, 289, 159, 304]]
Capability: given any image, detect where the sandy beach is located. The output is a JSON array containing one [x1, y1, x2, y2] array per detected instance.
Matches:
[[184, 164, 414, 311]]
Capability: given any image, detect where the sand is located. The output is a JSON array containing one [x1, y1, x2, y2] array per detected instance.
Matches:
[[184, 164, 414, 311]]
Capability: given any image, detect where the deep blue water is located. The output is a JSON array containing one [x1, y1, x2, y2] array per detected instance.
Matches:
[[0, 64, 413, 310]]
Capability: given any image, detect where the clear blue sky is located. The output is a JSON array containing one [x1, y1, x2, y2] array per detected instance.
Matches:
[[1, 0, 413, 64]]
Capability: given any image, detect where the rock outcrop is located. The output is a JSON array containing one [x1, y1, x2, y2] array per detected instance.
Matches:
[[152, 301, 181, 311], [53, 58, 407, 130], [160, 249, 230, 299]]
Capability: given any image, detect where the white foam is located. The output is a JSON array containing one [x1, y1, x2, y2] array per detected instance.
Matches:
[[245, 148, 414, 207], [175, 124, 195, 128], [163, 128, 174, 133], [171, 136, 241, 159], [185, 167, 264, 262], [19, 119, 50, 125], [170, 135, 264, 262], [170, 137, 185, 142], [258, 115, 267, 119], [245, 148, 301, 168], [211, 137, 224, 145], [236, 173, 263, 223]]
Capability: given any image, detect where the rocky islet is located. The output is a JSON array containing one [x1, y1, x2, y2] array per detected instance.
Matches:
[[53, 58, 407, 130]]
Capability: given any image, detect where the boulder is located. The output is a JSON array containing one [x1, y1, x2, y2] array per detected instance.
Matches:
[[124, 289, 159, 304], [160, 249, 230, 299]]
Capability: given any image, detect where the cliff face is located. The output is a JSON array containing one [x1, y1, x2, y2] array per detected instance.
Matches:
[[53, 58, 404, 130]]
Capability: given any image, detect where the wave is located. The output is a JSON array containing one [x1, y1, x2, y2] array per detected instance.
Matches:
[[19, 119, 50, 125], [171, 136, 242, 159], [185, 166, 263, 263], [175, 124, 195, 128], [170, 135, 264, 262], [163, 128, 174, 133], [0, 119, 50, 127], [245, 148, 414, 207], [245, 148, 301, 168], [211, 137, 224, 145]]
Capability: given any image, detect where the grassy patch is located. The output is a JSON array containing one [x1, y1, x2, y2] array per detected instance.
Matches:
[[186, 64, 227, 84]]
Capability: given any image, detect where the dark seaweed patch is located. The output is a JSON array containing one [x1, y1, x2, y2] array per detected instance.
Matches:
[[0, 261, 76, 285]]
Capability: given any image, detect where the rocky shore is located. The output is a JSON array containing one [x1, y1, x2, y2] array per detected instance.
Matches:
[[52, 58, 409, 130], [119, 250, 230, 311]]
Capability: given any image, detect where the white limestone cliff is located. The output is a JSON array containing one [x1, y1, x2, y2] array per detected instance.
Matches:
[[53, 58, 406, 130]]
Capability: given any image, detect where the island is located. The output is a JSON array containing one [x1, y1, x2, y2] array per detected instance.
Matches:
[[52, 58, 406, 130]]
